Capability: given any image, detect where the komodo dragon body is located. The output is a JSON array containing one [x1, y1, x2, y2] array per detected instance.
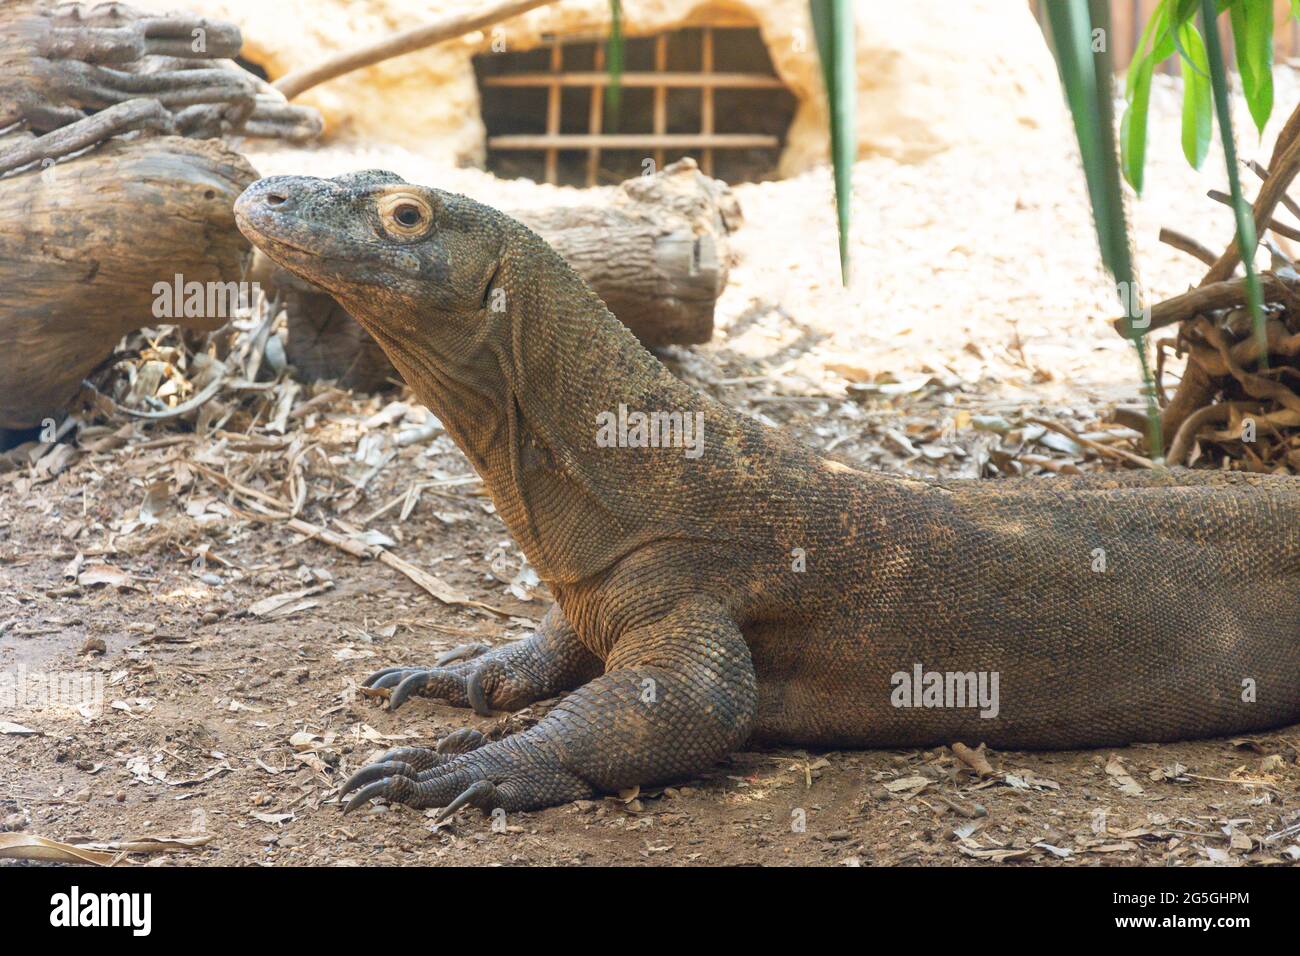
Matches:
[[235, 171, 1300, 818]]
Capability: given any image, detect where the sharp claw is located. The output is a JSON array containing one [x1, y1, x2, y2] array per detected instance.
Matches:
[[371, 670, 412, 691], [362, 666, 407, 688], [437, 728, 487, 755], [342, 778, 395, 815], [339, 760, 414, 798], [433, 779, 497, 823], [435, 643, 490, 666], [466, 668, 493, 716], [389, 671, 431, 711]]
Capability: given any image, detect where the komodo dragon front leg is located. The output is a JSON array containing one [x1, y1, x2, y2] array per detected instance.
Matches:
[[340, 600, 757, 818]]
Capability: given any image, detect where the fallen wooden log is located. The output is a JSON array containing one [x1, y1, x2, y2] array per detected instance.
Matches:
[[0, 136, 257, 429], [0, 2, 321, 433], [270, 158, 742, 390]]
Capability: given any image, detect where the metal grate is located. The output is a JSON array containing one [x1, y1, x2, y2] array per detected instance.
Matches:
[[477, 27, 792, 186]]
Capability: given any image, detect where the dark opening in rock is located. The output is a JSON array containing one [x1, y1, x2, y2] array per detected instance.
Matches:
[[474, 25, 795, 187]]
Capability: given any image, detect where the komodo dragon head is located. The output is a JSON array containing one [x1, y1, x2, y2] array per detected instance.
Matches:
[[234, 169, 706, 581], [235, 170, 512, 364], [232, 168, 629, 451]]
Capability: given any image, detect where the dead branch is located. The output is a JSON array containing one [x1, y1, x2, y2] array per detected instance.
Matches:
[[1202, 102, 1300, 285], [273, 0, 558, 100], [1207, 189, 1300, 243], [1110, 271, 1300, 336], [1247, 158, 1300, 221], [1166, 401, 1233, 466], [1026, 417, 1157, 469], [1158, 227, 1218, 266], [285, 517, 513, 617], [0, 97, 173, 177], [0, 0, 320, 169]]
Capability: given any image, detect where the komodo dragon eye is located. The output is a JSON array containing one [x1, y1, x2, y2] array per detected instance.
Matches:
[[377, 193, 433, 238]]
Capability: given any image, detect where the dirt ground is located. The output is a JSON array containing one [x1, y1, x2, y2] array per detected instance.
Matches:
[[2, 73, 1299, 867]]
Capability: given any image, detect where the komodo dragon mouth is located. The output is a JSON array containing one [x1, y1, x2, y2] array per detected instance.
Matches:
[[235, 170, 1300, 822]]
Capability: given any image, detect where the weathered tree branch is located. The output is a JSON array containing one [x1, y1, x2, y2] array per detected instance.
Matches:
[[1201, 102, 1300, 284], [273, 0, 558, 100], [1109, 271, 1300, 336], [0, 135, 257, 429], [1206, 188, 1300, 243], [1158, 227, 1217, 266]]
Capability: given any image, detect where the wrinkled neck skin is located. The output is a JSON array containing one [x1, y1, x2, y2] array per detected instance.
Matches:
[[337, 230, 731, 586], [354, 303, 503, 477]]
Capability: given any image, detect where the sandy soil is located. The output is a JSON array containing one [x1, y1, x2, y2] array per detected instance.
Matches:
[[2, 73, 1299, 867]]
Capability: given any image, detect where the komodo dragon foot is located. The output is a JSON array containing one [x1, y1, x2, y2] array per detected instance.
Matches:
[[338, 599, 757, 820], [340, 604, 606, 816], [337, 727, 488, 809]]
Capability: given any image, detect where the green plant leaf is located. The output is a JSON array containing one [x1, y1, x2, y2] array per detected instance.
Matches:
[[1229, 0, 1274, 134], [1121, 0, 1186, 193], [1201, 0, 1267, 362], [1178, 20, 1212, 168], [810, 0, 855, 285], [1044, 0, 1164, 459], [605, 0, 623, 130], [1120, 55, 1155, 193], [1127, 0, 1173, 100]]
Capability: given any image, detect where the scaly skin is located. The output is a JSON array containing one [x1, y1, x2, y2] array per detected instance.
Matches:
[[235, 171, 1300, 820]]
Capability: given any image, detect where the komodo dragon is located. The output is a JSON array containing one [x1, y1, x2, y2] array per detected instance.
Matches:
[[235, 171, 1300, 821]]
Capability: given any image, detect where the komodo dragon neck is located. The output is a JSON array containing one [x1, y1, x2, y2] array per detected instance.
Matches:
[[232, 170, 768, 585], [383, 224, 772, 586]]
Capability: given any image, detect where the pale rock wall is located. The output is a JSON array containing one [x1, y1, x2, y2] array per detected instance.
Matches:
[[190, 0, 1066, 174]]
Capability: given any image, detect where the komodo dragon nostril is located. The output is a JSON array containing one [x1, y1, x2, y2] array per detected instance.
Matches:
[[264, 191, 288, 207]]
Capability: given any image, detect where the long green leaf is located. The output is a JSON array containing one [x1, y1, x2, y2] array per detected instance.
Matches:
[[605, 0, 623, 131], [810, 0, 854, 285], [1121, 56, 1155, 191], [1229, 0, 1273, 134], [1127, 0, 1177, 98], [1046, 0, 1127, 277], [1202, 0, 1267, 363], [1119, 0, 1207, 190], [1178, 20, 1212, 168], [1120, 0, 1183, 192], [1044, 0, 1163, 459]]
